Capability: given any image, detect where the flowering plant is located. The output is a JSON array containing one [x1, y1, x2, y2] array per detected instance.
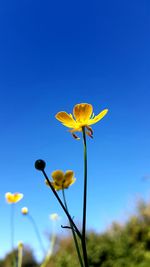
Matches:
[[35, 103, 108, 267]]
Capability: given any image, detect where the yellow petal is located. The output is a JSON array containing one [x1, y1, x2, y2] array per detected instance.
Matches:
[[55, 112, 76, 128], [51, 170, 64, 183], [64, 170, 74, 182], [88, 109, 108, 125], [5, 192, 23, 204], [73, 103, 93, 123], [51, 182, 62, 191], [13, 193, 23, 203], [63, 178, 76, 188], [5, 192, 13, 203]]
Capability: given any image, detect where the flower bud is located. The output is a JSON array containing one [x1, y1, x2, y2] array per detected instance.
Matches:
[[35, 159, 46, 171], [21, 207, 28, 215], [18, 241, 23, 249]]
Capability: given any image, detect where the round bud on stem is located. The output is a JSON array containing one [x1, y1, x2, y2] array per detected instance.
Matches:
[[35, 159, 46, 171]]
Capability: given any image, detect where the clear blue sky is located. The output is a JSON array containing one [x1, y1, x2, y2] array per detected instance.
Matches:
[[0, 0, 150, 262]]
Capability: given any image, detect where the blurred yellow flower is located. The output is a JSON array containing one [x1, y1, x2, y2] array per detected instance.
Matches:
[[21, 207, 28, 215], [46, 170, 76, 191], [5, 192, 23, 204], [55, 103, 108, 138], [50, 213, 60, 221]]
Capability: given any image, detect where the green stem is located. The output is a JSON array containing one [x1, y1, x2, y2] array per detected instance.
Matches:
[[17, 244, 23, 267], [28, 214, 46, 255], [42, 169, 82, 240], [10, 204, 16, 267], [62, 188, 84, 267], [40, 223, 56, 267], [11, 204, 15, 251], [81, 127, 89, 267], [40, 233, 56, 267]]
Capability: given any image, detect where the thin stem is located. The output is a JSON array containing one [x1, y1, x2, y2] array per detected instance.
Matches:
[[40, 227, 55, 267], [17, 245, 23, 267], [40, 216, 57, 267], [28, 214, 46, 255], [42, 170, 82, 240], [10, 204, 16, 267], [62, 188, 84, 267], [81, 127, 89, 267], [11, 204, 15, 251]]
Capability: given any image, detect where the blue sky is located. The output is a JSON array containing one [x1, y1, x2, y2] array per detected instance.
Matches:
[[0, 0, 150, 262]]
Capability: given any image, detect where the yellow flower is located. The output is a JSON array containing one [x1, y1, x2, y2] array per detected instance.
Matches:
[[46, 170, 76, 191], [55, 103, 108, 138], [21, 207, 28, 215], [49, 213, 60, 221], [5, 192, 23, 204]]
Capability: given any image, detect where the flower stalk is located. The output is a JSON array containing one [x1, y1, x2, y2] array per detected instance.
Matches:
[[81, 126, 89, 267], [11, 204, 15, 252], [40, 226, 55, 267], [62, 188, 84, 267], [40, 214, 59, 267], [21, 207, 46, 256], [17, 243, 23, 267], [5, 192, 23, 267], [10, 204, 16, 267], [28, 214, 46, 255]]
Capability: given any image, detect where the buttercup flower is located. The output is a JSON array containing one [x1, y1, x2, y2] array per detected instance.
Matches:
[[46, 170, 76, 190], [55, 103, 108, 138], [21, 207, 28, 215], [5, 192, 23, 204], [49, 213, 60, 221]]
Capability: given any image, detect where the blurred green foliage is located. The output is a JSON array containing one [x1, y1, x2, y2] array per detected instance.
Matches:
[[1, 199, 150, 267], [0, 247, 38, 267]]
